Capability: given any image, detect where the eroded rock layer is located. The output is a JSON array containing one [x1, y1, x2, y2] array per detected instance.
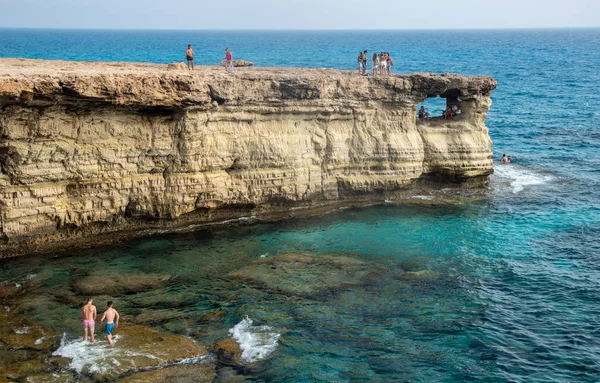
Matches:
[[0, 59, 496, 256]]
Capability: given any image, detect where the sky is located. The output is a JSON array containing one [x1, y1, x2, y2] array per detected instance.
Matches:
[[0, 0, 599, 30]]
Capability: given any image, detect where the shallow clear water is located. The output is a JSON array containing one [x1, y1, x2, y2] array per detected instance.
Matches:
[[1, 29, 600, 382]]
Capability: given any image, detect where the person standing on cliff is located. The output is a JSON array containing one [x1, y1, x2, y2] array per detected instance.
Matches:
[[82, 297, 97, 343], [372, 53, 379, 76], [225, 48, 234, 73], [100, 301, 120, 346], [357, 52, 364, 73], [186, 45, 195, 70], [380, 53, 387, 76]]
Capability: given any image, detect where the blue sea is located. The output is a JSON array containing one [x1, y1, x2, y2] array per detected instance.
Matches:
[[1, 29, 600, 382]]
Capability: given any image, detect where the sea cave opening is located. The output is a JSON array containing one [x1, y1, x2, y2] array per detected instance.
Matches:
[[416, 93, 464, 122]]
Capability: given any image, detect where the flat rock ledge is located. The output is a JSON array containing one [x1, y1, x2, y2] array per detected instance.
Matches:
[[0, 59, 496, 257]]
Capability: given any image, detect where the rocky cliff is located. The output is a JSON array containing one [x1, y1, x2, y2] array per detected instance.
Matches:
[[0, 59, 496, 257]]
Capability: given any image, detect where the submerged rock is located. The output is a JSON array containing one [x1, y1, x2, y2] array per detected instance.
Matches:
[[3, 359, 57, 381], [13, 371, 75, 383], [211, 338, 243, 365], [124, 287, 200, 309], [135, 308, 186, 325], [227, 253, 377, 296], [0, 308, 60, 351], [72, 272, 170, 295], [198, 309, 227, 324], [117, 363, 216, 383], [0, 281, 22, 300]]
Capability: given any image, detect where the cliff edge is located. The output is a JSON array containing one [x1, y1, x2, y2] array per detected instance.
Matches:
[[0, 59, 496, 257]]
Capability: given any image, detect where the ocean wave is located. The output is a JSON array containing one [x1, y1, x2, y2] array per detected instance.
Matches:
[[492, 165, 556, 193], [229, 317, 280, 363]]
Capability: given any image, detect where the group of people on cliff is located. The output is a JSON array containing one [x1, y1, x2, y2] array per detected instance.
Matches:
[[185, 45, 234, 72], [357, 50, 394, 76], [418, 104, 461, 120]]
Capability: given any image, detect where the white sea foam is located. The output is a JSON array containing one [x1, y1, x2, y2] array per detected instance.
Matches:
[[229, 317, 280, 363], [411, 195, 435, 200], [52, 333, 145, 375], [493, 165, 555, 193], [53, 334, 119, 374], [14, 326, 30, 335]]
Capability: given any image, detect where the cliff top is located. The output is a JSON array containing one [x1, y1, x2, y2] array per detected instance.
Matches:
[[0, 58, 496, 107]]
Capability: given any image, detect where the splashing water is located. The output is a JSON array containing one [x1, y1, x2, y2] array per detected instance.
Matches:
[[52, 334, 158, 375], [53, 334, 120, 374], [492, 164, 556, 193], [229, 317, 280, 363]]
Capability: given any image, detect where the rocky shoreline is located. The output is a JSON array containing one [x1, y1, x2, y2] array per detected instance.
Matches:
[[0, 251, 391, 381], [0, 59, 496, 257]]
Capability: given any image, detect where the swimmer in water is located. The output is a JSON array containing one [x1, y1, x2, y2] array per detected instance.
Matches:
[[501, 154, 510, 164]]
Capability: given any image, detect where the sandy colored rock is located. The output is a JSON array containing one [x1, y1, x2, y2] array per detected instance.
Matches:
[[220, 59, 253, 67], [0, 59, 496, 257], [0, 308, 60, 351], [117, 363, 216, 383], [167, 62, 187, 70], [211, 338, 243, 364], [72, 272, 170, 295], [2, 359, 59, 381], [54, 324, 208, 380], [0, 281, 21, 300], [14, 371, 75, 383]]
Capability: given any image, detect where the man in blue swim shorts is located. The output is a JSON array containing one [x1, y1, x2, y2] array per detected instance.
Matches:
[[100, 301, 120, 346]]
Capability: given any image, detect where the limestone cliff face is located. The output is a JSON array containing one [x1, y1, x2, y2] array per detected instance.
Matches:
[[0, 59, 496, 256]]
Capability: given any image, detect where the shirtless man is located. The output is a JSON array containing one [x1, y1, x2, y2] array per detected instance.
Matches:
[[81, 297, 97, 342], [186, 44, 195, 70], [100, 301, 120, 346]]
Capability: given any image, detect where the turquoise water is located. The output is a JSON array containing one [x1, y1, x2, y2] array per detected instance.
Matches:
[[1, 29, 600, 382]]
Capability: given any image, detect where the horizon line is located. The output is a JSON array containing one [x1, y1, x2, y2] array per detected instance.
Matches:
[[0, 26, 599, 32]]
